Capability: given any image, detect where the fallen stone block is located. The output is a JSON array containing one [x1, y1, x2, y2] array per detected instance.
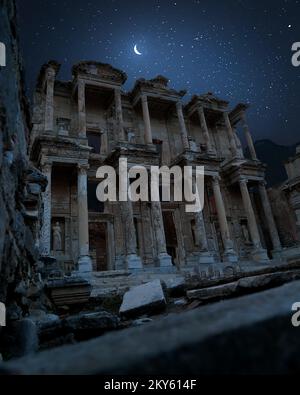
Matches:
[[46, 277, 92, 307], [186, 270, 300, 302], [187, 282, 237, 301], [237, 271, 300, 291], [163, 277, 186, 297], [38, 311, 121, 347], [64, 311, 121, 340], [119, 280, 166, 319]]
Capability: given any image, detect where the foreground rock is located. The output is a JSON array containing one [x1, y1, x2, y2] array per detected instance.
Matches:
[[38, 311, 121, 348], [1, 319, 39, 359], [119, 280, 166, 319], [2, 280, 300, 374]]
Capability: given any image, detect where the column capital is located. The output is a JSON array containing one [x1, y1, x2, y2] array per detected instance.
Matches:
[[197, 105, 205, 115], [78, 163, 90, 174], [41, 162, 52, 172], [240, 111, 247, 123], [46, 68, 56, 81], [223, 111, 231, 120], [78, 78, 85, 87], [141, 94, 148, 103], [258, 180, 267, 187], [176, 101, 183, 110], [239, 177, 249, 186], [212, 175, 221, 186]]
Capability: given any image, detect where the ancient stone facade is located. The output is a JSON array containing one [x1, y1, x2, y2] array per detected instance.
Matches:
[[30, 61, 284, 274], [268, 145, 300, 257]]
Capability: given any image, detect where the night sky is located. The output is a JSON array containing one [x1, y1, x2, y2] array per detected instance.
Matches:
[[16, 0, 300, 145]]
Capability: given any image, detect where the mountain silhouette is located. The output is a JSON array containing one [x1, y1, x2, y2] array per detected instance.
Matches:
[[244, 139, 299, 187]]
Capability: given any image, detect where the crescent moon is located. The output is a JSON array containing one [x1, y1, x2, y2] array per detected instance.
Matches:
[[134, 44, 142, 56]]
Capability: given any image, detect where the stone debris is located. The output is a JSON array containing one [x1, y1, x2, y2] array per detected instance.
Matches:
[[38, 311, 122, 348], [119, 280, 167, 319], [132, 318, 153, 327], [3, 280, 300, 375], [162, 277, 186, 297], [46, 277, 92, 307], [187, 270, 300, 302]]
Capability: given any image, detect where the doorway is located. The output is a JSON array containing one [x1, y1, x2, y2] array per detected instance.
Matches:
[[162, 210, 178, 265], [89, 222, 108, 271]]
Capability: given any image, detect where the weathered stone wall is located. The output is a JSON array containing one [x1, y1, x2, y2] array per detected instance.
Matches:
[[0, 0, 44, 305], [268, 187, 299, 247]]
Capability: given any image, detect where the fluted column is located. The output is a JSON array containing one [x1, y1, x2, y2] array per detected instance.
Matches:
[[224, 112, 238, 157], [141, 95, 153, 145], [45, 68, 55, 132], [151, 201, 173, 268], [115, 88, 125, 141], [120, 200, 143, 270], [78, 79, 86, 138], [212, 177, 230, 243], [77, 165, 92, 273], [239, 179, 269, 261], [194, 210, 216, 264], [239, 179, 261, 247], [176, 102, 190, 150], [241, 113, 257, 160], [40, 163, 52, 256], [197, 107, 213, 153], [258, 181, 282, 251], [212, 176, 238, 262]]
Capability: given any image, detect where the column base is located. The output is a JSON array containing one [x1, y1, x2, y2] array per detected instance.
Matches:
[[223, 249, 239, 264], [198, 251, 216, 264], [251, 248, 269, 262], [78, 255, 93, 273], [271, 248, 283, 260], [157, 253, 173, 268], [126, 254, 143, 270]]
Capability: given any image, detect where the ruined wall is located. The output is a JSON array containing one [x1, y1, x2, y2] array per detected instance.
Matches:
[[268, 188, 299, 247], [0, 0, 44, 305]]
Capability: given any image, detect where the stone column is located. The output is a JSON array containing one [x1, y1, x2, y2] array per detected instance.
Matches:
[[120, 200, 143, 270], [258, 181, 282, 252], [239, 179, 269, 261], [212, 176, 238, 263], [77, 165, 92, 273], [241, 113, 257, 161], [151, 201, 173, 268], [45, 68, 55, 132], [176, 102, 190, 150], [40, 163, 52, 256], [197, 107, 213, 153], [115, 88, 125, 141], [224, 112, 238, 157], [78, 79, 86, 138], [194, 210, 215, 264], [141, 95, 153, 145]]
